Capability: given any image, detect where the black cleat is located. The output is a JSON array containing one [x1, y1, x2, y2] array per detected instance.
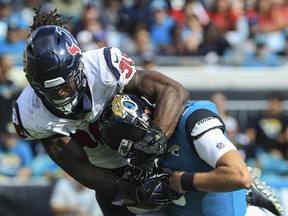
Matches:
[[246, 167, 284, 216]]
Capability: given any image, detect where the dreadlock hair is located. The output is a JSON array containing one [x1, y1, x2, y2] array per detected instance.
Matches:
[[29, 6, 72, 35]]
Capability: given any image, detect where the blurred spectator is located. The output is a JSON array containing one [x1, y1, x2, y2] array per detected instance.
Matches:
[[0, 54, 21, 128], [245, 91, 288, 159], [101, 0, 131, 32], [73, 1, 107, 51], [149, 0, 176, 54], [226, 1, 250, 50], [139, 51, 157, 70], [164, 16, 202, 56], [224, 115, 250, 161], [0, 0, 28, 41], [164, 23, 191, 55], [50, 0, 85, 26], [0, 19, 27, 66], [210, 92, 238, 129], [130, 23, 155, 55], [102, 0, 132, 50], [184, 0, 210, 26], [197, 23, 231, 64], [0, 122, 33, 178], [257, 149, 288, 182], [50, 172, 104, 216], [19, 0, 41, 26], [30, 152, 62, 181], [277, 0, 288, 38], [75, 21, 107, 51], [206, 0, 242, 33], [248, 0, 286, 54], [121, 0, 152, 28], [240, 41, 283, 67], [169, 0, 186, 25], [174, 13, 203, 55], [206, 0, 249, 51]]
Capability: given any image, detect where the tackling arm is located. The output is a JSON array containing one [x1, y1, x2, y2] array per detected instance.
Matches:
[[41, 136, 120, 196], [124, 69, 189, 138]]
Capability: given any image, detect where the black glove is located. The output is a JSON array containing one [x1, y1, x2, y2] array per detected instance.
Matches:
[[112, 169, 182, 206], [141, 169, 182, 204], [134, 124, 168, 155], [125, 164, 150, 182], [128, 149, 158, 174]]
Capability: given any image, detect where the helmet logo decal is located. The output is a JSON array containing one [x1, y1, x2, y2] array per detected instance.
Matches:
[[66, 43, 80, 55], [55, 26, 80, 55], [111, 94, 138, 118], [168, 145, 180, 157]]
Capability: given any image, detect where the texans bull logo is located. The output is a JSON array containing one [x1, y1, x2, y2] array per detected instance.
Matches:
[[55, 26, 80, 55]]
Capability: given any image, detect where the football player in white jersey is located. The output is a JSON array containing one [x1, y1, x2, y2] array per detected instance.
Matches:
[[12, 8, 189, 216]]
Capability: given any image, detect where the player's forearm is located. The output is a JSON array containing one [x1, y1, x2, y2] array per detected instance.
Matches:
[[153, 85, 189, 138], [42, 137, 119, 195], [170, 167, 251, 193], [127, 70, 189, 138], [193, 167, 251, 192], [67, 162, 119, 195]]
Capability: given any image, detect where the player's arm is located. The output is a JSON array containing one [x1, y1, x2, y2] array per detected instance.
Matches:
[[170, 129, 252, 193], [106, 47, 188, 139], [169, 109, 252, 193], [124, 69, 189, 138], [41, 135, 120, 196]]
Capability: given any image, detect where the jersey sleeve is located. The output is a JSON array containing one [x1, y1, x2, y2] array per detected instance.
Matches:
[[12, 102, 35, 140], [185, 108, 236, 167], [12, 88, 58, 141], [194, 128, 237, 168], [103, 47, 136, 92]]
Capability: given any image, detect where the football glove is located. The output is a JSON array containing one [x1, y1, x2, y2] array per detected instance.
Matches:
[[141, 170, 182, 204], [112, 170, 181, 206], [128, 149, 158, 175], [125, 164, 150, 182], [134, 124, 168, 155]]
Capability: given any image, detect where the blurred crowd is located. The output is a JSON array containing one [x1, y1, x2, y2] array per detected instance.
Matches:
[[2, 0, 288, 67], [0, 1, 288, 214]]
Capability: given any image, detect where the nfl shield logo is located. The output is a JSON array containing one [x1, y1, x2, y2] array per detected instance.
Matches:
[[216, 142, 225, 149]]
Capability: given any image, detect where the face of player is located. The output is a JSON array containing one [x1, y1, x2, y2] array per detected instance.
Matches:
[[42, 78, 80, 114], [43, 79, 76, 101]]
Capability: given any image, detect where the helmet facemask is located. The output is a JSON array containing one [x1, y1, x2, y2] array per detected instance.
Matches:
[[33, 60, 86, 115]]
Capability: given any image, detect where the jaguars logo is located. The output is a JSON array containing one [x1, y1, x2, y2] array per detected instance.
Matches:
[[111, 94, 138, 118], [168, 145, 180, 157]]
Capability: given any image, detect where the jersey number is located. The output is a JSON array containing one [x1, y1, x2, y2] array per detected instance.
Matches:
[[119, 53, 134, 79]]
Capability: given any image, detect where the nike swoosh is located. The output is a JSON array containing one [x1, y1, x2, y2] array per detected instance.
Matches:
[[114, 53, 119, 63]]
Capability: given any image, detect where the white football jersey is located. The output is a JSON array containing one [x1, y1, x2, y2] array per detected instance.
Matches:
[[12, 47, 137, 169]]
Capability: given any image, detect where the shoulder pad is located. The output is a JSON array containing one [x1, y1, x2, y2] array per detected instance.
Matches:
[[191, 116, 223, 137]]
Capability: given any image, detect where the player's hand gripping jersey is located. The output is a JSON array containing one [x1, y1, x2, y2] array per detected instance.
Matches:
[[12, 47, 136, 169]]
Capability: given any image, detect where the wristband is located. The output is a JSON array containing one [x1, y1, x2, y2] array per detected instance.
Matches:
[[181, 173, 197, 191]]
